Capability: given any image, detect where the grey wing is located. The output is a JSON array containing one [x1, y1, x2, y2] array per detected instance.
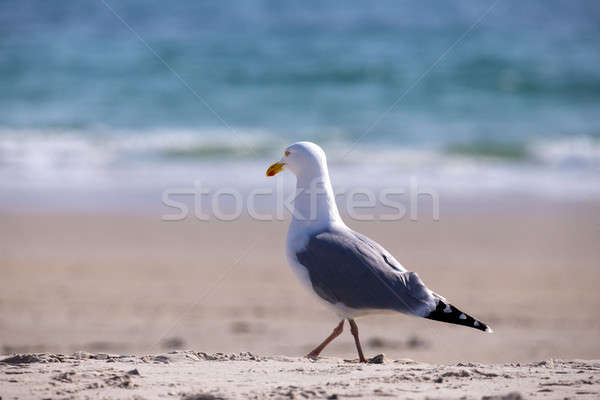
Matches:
[[351, 231, 407, 273], [295, 228, 437, 317]]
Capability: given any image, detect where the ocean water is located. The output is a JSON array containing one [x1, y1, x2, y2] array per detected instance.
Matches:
[[1, 0, 599, 209]]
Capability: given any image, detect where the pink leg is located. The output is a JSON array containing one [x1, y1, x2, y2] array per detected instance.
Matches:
[[349, 319, 367, 363], [307, 320, 344, 358]]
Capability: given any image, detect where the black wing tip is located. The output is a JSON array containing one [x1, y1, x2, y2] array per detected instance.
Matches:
[[425, 300, 493, 333]]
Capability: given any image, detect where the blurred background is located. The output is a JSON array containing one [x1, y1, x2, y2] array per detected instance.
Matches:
[[1, 0, 599, 363]]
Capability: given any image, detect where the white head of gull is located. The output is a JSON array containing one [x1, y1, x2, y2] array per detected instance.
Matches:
[[266, 141, 492, 363], [267, 141, 341, 231]]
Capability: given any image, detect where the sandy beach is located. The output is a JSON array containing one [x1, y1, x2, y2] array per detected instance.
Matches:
[[2, 198, 599, 367], [2, 351, 600, 399], [2, 193, 600, 400]]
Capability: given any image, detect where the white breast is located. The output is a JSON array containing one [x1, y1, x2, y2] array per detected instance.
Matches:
[[285, 226, 314, 293]]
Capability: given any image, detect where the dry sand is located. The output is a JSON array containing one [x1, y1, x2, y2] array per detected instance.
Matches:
[[1, 351, 599, 399], [1, 198, 600, 397]]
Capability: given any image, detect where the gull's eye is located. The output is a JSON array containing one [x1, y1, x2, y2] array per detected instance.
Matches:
[[285, 150, 291, 157]]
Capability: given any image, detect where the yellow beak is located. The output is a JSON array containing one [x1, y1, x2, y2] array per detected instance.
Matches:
[[266, 162, 286, 177]]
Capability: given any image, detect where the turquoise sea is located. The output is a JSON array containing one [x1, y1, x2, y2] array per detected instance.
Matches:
[[1, 0, 599, 208]]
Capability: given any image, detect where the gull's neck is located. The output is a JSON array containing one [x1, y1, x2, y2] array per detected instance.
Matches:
[[291, 163, 343, 232]]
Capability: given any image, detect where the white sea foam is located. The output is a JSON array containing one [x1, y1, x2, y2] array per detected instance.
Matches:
[[530, 136, 600, 168], [0, 129, 599, 209]]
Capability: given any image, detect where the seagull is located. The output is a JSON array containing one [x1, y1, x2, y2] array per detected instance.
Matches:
[[266, 141, 492, 362]]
